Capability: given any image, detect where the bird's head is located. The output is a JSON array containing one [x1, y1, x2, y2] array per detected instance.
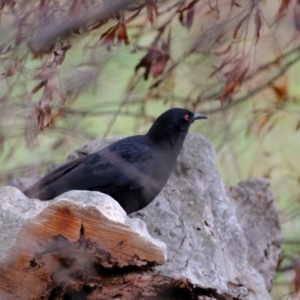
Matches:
[[147, 108, 208, 151]]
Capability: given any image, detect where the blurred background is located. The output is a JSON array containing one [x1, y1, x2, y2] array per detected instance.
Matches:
[[0, 0, 299, 298]]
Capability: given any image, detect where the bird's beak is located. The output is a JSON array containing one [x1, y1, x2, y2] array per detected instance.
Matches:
[[192, 112, 208, 121]]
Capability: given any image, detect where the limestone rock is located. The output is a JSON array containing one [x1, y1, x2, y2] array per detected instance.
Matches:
[[69, 133, 281, 299], [227, 179, 282, 291], [134, 134, 277, 300]]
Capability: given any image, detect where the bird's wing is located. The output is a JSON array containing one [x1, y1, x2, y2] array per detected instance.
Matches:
[[24, 139, 155, 198], [91, 141, 155, 192]]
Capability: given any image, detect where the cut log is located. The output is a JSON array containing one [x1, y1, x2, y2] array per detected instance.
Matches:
[[0, 189, 167, 299]]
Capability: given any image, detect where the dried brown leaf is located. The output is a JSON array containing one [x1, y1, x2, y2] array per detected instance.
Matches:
[[117, 23, 130, 45], [231, 0, 241, 7], [149, 29, 171, 78], [146, 0, 159, 25], [178, 0, 199, 28], [233, 16, 247, 39], [276, 0, 291, 21], [296, 119, 300, 131], [255, 9, 262, 44], [224, 57, 249, 82], [136, 39, 170, 80], [31, 103, 52, 131], [186, 4, 196, 29], [32, 81, 46, 94], [100, 25, 116, 41], [291, 261, 300, 296], [179, 11, 184, 25], [271, 84, 288, 101], [150, 54, 169, 78], [220, 80, 240, 105], [100, 26, 118, 50], [178, 0, 199, 13], [0, 0, 11, 10], [256, 112, 273, 135], [135, 49, 160, 79], [53, 41, 71, 66]]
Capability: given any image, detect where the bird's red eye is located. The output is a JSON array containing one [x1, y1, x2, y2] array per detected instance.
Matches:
[[184, 114, 190, 121]]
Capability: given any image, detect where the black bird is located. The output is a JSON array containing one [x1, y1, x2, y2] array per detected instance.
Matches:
[[23, 108, 207, 214]]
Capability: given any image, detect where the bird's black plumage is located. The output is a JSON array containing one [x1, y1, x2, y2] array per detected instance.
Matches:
[[23, 108, 207, 214]]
